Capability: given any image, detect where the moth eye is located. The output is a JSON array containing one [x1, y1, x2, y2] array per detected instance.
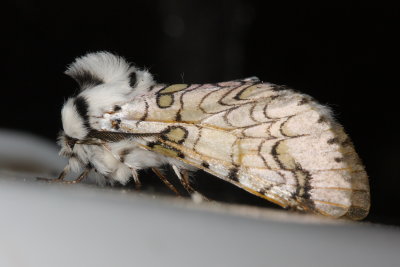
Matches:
[[129, 72, 137, 88]]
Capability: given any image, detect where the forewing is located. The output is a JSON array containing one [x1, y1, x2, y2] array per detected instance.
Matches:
[[96, 80, 370, 219]]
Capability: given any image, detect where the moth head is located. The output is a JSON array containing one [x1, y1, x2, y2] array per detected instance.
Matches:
[[63, 52, 156, 121]]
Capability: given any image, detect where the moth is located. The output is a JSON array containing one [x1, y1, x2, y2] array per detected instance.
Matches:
[[42, 52, 370, 220]]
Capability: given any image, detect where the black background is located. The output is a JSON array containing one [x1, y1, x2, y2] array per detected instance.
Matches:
[[3, 1, 399, 225]]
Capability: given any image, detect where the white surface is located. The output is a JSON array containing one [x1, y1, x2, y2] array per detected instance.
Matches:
[[1, 174, 400, 267], [1, 130, 399, 267], [0, 129, 66, 174]]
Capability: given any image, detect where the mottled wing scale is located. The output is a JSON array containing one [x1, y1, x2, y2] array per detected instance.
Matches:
[[96, 79, 370, 220]]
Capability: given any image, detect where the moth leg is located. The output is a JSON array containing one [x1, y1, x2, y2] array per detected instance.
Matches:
[[151, 167, 181, 196], [131, 169, 142, 189], [171, 165, 194, 194], [37, 166, 91, 184], [171, 165, 209, 201], [61, 167, 91, 184], [37, 165, 69, 182]]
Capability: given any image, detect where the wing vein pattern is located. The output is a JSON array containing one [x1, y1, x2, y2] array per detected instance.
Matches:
[[94, 79, 370, 219]]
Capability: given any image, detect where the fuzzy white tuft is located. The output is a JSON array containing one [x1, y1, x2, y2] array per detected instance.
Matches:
[[134, 69, 156, 96], [65, 51, 132, 85], [111, 164, 132, 184], [61, 98, 88, 139], [65, 52, 156, 117], [59, 52, 193, 185], [65, 51, 155, 95]]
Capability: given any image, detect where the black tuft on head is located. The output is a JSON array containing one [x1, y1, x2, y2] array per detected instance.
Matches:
[[129, 72, 137, 88], [71, 70, 103, 90], [74, 96, 91, 129]]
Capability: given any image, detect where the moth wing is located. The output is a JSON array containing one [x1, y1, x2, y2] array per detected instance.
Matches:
[[103, 80, 370, 219]]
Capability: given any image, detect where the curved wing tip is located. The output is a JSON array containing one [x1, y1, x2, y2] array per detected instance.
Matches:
[[344, 206, 370, 220]]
